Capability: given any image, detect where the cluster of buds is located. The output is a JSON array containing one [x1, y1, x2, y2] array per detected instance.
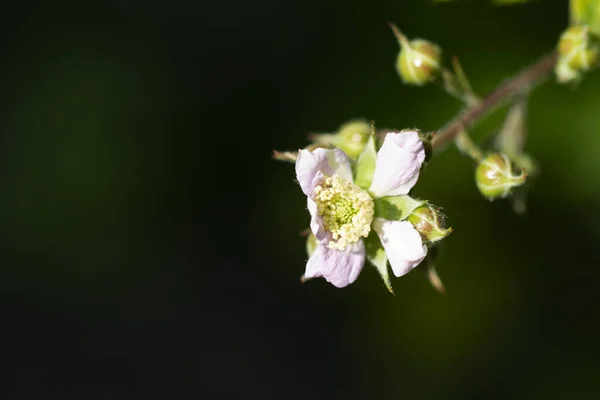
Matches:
[[556, 25, 600, 83], [273, 13, 597, 295]]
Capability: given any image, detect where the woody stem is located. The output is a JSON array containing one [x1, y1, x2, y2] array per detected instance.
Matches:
[[431, 51, 558, 150]]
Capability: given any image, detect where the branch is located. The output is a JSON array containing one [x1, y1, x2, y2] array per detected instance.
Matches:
[[431, 51, 558, 150]]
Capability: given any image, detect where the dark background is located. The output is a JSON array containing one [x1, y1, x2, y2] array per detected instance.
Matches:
[[0, 0, 598, 398]]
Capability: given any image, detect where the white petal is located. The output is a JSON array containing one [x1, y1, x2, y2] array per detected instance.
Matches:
[[295, 148, 325, 196], [372, 218, 427, 277], [295, 148, 353, 195], [307, 197, 327, 242], [304, 240, 365, 288], [369, 131, 426, 198], [324, 148, 353, 183]]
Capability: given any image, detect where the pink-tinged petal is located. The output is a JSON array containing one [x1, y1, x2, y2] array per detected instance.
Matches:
[[307, 197, 327, 242], [295, 148, 353, 195], [304, 240, 365, 288], [324, 148, 353, 183], [295, 149, 325, 196], [372, 218, 427, 277], [369, 131, 426, 198]]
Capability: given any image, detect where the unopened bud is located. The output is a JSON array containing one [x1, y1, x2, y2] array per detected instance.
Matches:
[[571, 0, 600, 37], [336, 120, 371, 157], [556, 25, 600, 82], [397, 39, 442, 85], [310, 120, 371, 159], [408, 204, 452, 243], [475, 153, 527, 201], [389, 23, 442, 86]]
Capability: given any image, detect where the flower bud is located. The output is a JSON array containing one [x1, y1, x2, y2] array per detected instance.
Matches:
[[558, 25, 600, 69], [556, 25, 600, 82], [571, 0, 600, 38], [389, 23, 442, 86], [310, 120, 371, 159], [407, 204, 452, 243], [475, 153, 527, 201], [397, 39, 442, 85], [335, 120, 371, 158]]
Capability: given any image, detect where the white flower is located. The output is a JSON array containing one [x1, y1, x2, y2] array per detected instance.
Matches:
[[295, 130, 428, 288]]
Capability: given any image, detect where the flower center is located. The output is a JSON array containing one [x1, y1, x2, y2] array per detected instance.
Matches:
[[313, 175, 374, 251]]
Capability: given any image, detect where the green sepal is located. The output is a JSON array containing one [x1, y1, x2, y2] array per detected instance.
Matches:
[[571, 0, 600, 36], [353, 134, 378, 189], [272, 150, 298, 163], [365, 233, 394, 294], [374, 195, 426, 221], [415, 246, 445, 294], [306, 233, 317, 258], [418, 131, 434, 164]]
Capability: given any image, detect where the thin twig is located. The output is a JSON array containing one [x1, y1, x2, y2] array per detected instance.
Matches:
[[431, 52, 558, 150]]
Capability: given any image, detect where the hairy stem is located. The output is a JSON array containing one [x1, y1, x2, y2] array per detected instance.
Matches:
[[431, 52, 558, 150]]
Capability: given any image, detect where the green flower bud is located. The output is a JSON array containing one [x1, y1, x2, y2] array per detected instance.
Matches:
[[397, 39, 442, 86], [389, 23, 442, 86], [310, 120, 371, 159], [475, 153, 527, 201], [558, 25, 600, 70], [556, 25, 600, 82], [571, 0, 600, 37], [408, 204, 452, 243], [335, 120, 371, 158]]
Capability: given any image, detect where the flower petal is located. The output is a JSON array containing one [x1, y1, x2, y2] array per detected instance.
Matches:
[[307, 197, 327, 242], [372, 218, 427, 277], [295, 148, 353, 195], [324, 148, 353, 183], [295, 149, 325, 196], [303, 240, 365, 288], [369, 131, 426, 198]]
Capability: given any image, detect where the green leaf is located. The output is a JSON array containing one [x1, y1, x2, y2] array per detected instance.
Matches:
[[365, 234, 393, 294], [353, 134, 377, 189], [374, 195, 426, 221]]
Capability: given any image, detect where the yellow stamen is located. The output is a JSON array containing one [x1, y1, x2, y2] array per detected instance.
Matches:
[[313, 175, 374, 250]]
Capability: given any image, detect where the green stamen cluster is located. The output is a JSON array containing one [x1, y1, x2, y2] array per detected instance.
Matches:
[[314, 175, 374, 251]]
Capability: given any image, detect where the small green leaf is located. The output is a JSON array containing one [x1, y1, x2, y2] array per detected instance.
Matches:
[[365, 234, 393, 294], [353, 135, 377, 189], [374, 195, 426, 221]]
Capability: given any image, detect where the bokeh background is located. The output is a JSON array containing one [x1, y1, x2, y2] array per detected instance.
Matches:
[[0, 0, 598, 398]]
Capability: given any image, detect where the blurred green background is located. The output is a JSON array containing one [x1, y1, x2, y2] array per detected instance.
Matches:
[[0, 0, 599, 398]]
